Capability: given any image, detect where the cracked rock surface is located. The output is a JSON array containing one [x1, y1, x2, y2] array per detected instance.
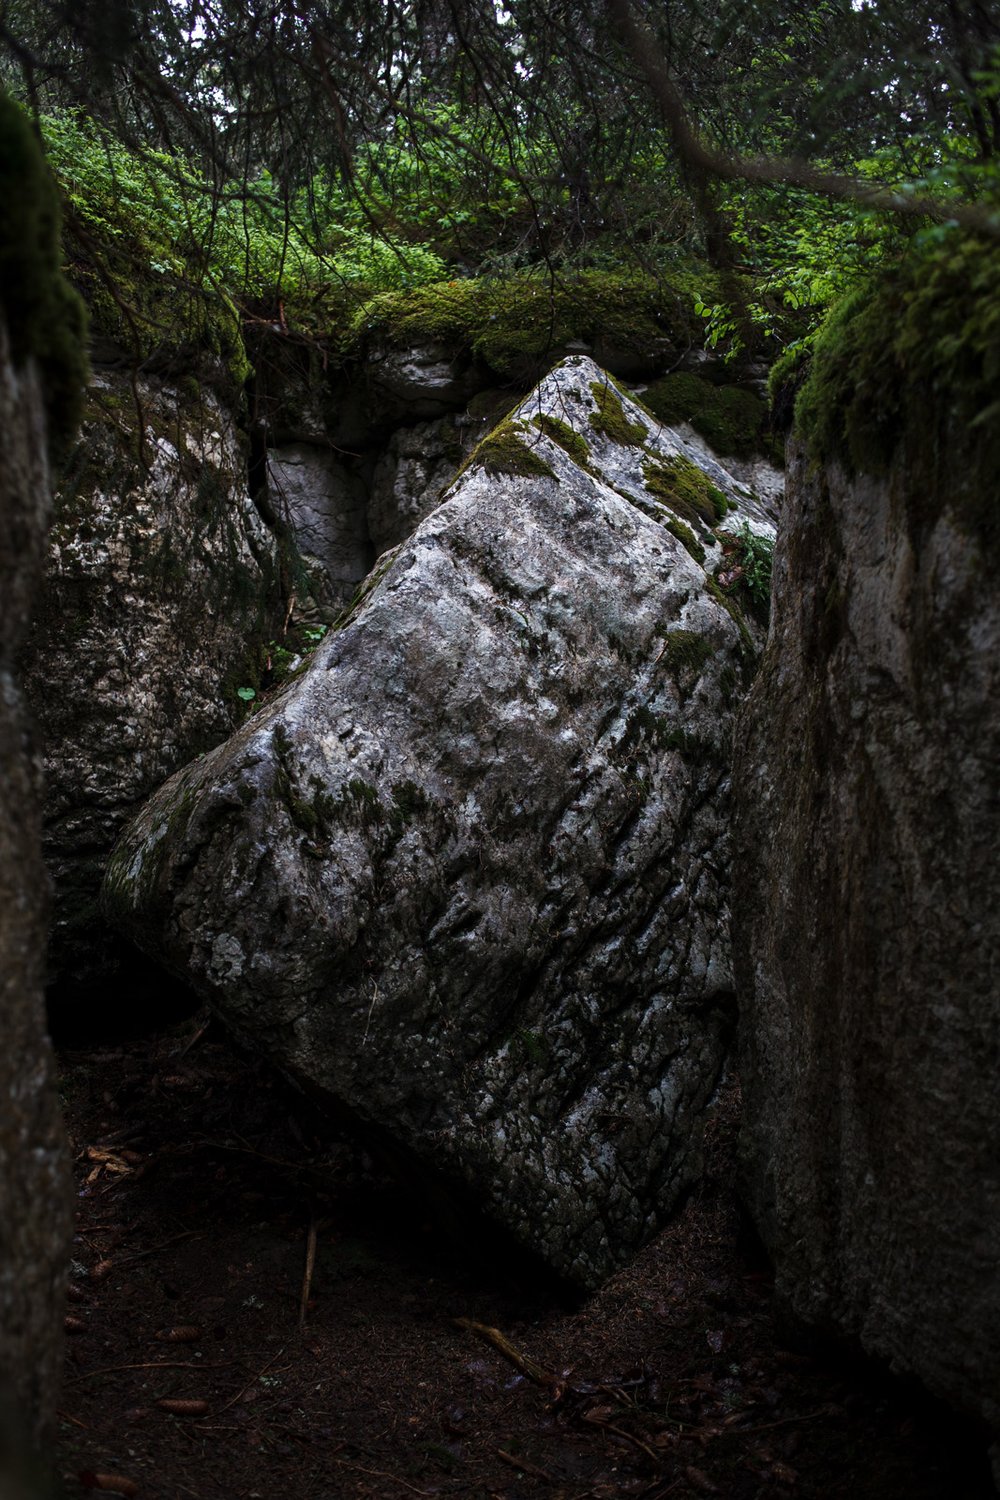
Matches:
[[104, 357, 773, 1287]]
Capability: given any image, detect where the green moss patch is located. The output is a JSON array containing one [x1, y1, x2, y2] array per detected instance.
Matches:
[[642, 372, 768, 460], [657, 628, 714, 677], [531, 412, 590, 466], [662, 517, 705, 564], [589, 382, 648, 446], [792, 232, 1000, 541], [70, 233, 250, 397], [468, 418, 557, 480], [0, 94, 87, 456], [355, 265, 731, 380], [643, 454, 728, 531]]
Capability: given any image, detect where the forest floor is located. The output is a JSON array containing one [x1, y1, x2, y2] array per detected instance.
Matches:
[[54, 1014, 994, 1500]]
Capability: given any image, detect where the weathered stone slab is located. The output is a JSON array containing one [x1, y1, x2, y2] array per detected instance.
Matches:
[[104, 357, 772, 1287]]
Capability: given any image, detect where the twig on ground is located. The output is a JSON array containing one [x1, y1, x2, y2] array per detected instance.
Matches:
[[454, 1317, 555, 1386], [496, 1448, 556, 1481], [215, 1348, 287, 1414], [299, 1218, 317, 1329], [330, 1457, 436, 1495], [67, 1361, 234, 1384]]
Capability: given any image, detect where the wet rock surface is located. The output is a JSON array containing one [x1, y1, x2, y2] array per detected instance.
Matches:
[[104, 357, 773, 1288], [734, 444, 1000, 1438], [21, 373, 283, 989]]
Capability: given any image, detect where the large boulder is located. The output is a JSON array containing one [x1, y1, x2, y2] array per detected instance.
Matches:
[[21, 372, 285, 989], [104, 356, 775, 1287], [0, 94, 79, 1470], [734, 246, 1000, 1438]]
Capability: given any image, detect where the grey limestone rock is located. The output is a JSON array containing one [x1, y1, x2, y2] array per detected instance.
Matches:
[[104, 356, 772, 1287], [366, 342, 488, 418], [367, 415, 466, 555], [21, 373, 283, 987], [267, 443, 373, 610], [0, 312, 70, 1455], [734, 443, 1000, 1435]]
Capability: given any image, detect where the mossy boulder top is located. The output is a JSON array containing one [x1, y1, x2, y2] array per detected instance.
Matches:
[[103, 357, 772, 1289]]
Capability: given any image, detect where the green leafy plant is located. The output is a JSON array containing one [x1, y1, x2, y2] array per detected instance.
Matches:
[[732, 523, 774, 611]]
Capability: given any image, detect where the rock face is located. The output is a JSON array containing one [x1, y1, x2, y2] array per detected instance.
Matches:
[[0, 93, 77, 1466], [266, 443, 372, 610], [734, 441, 1000, 1431], [21, 374, 284, 989], [367, 415, 466, 555], [0, 309, 71, 1468], [104, 357, 774, 1288]]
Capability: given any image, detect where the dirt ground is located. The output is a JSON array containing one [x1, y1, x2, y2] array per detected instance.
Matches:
[[54, 1010, 994, 1500]]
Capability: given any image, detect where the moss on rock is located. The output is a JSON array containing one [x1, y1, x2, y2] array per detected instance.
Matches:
[[0, 93, 87, 456], [589, 381, 648, 446], [643, 454, 728, 530], [791, 232, 1000, 541], [354, 265, 733, 380], [72, 234, 250, 398], [642, 372, 770, 460], [657, 628, 714, 677], [531, 412, 591, 465], [466, 417, 557, 481], [664, 516, 706, 564]]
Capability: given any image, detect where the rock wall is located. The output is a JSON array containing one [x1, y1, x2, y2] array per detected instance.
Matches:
[[21, 373, 284, 990], [0, 94, 78, 1472], [104, 357, 775, 1289], [734, 254, 1000, 1435]]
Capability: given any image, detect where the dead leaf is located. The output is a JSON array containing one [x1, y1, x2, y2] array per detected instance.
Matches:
[[771, 1460, 799, 1485], [91, 1260, 113, 1281], [582, 1404, 616, 1424]]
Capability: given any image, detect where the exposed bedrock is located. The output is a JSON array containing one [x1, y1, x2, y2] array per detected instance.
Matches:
[[734, 419, 1000, 1436], [104, 356, 775, 1288]]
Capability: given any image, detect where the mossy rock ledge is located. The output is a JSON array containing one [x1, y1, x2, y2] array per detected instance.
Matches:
[[104, 355, 774, 1289]]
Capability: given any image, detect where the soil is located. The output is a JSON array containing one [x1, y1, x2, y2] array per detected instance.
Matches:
[[54, 1010, 994, 1500]]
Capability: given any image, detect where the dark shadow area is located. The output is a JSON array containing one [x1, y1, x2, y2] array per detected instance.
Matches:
[[47, 945, 203, 1047], [52, 1005, 998, 1500]]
